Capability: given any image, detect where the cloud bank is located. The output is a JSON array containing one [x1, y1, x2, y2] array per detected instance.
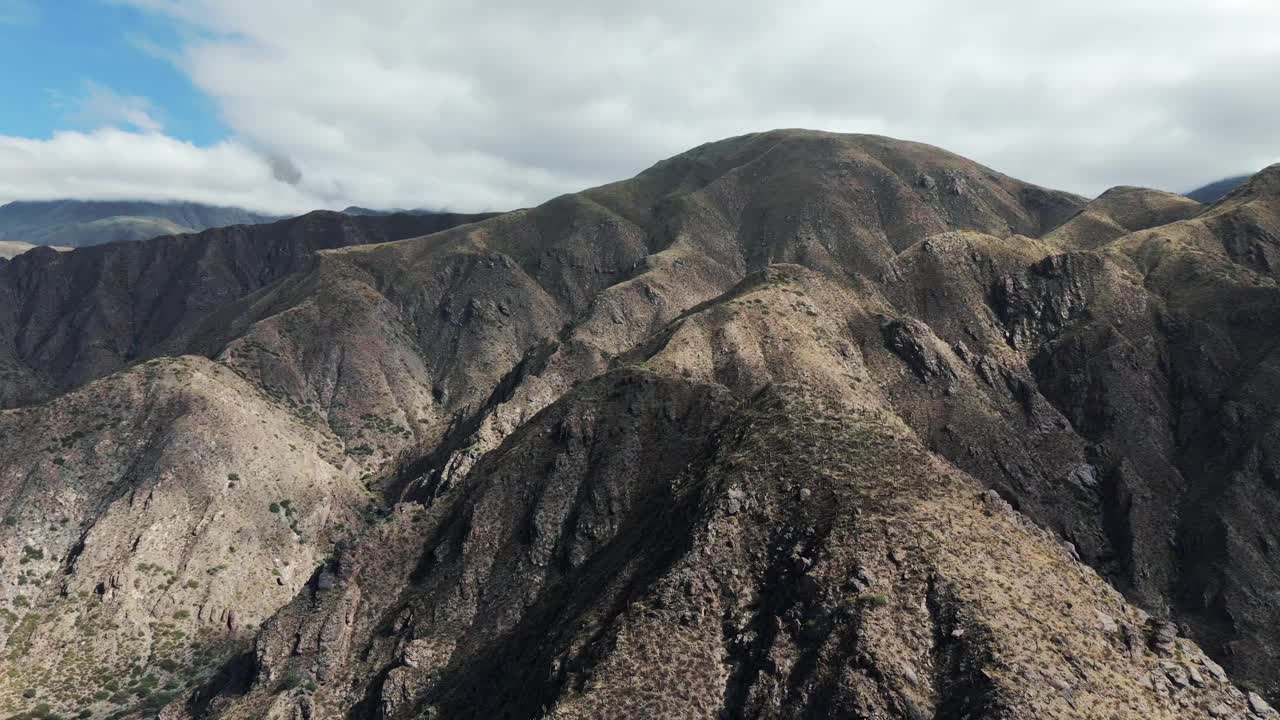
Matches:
[[0, 130, 316, 212], [5, 0, 1280, 213]]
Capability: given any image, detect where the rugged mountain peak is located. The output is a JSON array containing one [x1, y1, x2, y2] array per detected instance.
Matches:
[[639, 129, 1086, 247]]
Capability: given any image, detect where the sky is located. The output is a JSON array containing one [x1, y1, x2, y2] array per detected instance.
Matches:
[[0, 0, 1277, 215]]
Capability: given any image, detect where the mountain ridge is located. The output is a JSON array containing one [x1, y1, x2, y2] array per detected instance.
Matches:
[[0, 130, 1278, 718], [0, 209, 499, 407]]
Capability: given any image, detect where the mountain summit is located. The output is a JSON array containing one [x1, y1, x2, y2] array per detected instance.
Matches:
[[0, 131, 1278, 719]]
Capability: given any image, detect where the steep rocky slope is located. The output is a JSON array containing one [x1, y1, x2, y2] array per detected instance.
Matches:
[[195, 268, 1271, 719], [0, 357, 368, 715], [1, 130, 1279, 719]]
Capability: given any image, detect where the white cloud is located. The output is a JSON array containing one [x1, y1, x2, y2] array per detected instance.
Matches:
[[0, 129, 317, 213], [7, 1, 1280, 213], [75, 81, 165, 134]]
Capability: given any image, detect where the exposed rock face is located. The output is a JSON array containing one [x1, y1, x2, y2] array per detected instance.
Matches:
[[1, 131, 1279, 718]]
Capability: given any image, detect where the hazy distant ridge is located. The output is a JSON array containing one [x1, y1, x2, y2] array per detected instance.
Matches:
[[0, 199, 279, 248]]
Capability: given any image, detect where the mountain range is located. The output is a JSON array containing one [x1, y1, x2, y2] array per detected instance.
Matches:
[[0, 130, 1278, 719], [0, 200, 280, 250]]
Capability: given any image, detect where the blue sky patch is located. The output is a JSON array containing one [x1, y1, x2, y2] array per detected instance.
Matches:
[[0, 0, 226, 144]]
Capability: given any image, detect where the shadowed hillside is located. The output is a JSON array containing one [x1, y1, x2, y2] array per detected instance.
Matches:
[[0, 209, 497, 407]]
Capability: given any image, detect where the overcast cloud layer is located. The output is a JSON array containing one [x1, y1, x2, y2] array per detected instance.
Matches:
[[3, 0, 1279, 214]]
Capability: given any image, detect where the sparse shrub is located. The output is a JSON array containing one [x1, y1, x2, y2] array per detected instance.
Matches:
[[857, 593, 890, 608], [173, 610, 190, 620], [269, 502, 281, 514], [3, 515, 16, 526], [140, 690, 177, 709], [280, 670, 303, 690]]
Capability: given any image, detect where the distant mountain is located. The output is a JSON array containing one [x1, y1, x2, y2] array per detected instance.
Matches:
[[0, 199, 280, 248], [342, 205, 459, 216], [0, 240, 69, 259], [1186, 175, 1250, 203]]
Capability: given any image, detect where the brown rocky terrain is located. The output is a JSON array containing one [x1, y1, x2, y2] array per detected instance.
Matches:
[[0, 130, 1278, 719], [0, 210, 496, 408]]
